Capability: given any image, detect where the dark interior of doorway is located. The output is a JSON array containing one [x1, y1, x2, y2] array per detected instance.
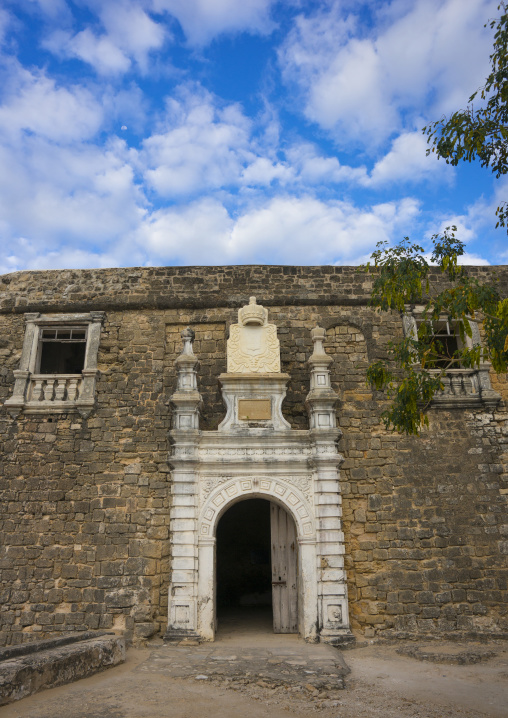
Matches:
[[216, 498, 272, 628]]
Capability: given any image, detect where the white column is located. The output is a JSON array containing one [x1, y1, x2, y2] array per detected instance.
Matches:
[[305, 325, 354, 646], [197, 538, 215, 640], [298, 538, 319, 642], [165, 328, 203, 642]]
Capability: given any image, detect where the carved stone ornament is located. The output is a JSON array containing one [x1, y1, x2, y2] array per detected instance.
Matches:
[[227, 297, 281, 373]]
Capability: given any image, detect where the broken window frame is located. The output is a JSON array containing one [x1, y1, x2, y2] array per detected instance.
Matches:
[[416, 317, 464, 370]]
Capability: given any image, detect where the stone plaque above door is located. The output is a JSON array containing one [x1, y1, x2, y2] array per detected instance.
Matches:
[[238, 399, 272, 420]]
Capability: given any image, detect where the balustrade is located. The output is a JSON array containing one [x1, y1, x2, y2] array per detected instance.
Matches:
[[426, 366, 499, 408], [429, 369, 479, 397], [28, 375, 82, 403]]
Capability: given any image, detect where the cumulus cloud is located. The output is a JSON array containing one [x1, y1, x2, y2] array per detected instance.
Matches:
[[287, 143, 368, 185], [423, 178, 508, 264], [152, 0, 276, 46], [0, 243, 126, 274], [0, 60, 144, 262], [458, 253, 490, 266], [0, 143, 144, 246], [0, 2, 501, 272], [138, 198, 234, 264], [279, 0, 498, 146], [140, 85, 383, 198], [44, 1, 166, 75], [0, 65, 103, 142], [45, 29, 132, 75], [136, 195, 422, 266], [241, 157, 294, 186], [368, 131, 454, 186], [142, 86, 254, 196]]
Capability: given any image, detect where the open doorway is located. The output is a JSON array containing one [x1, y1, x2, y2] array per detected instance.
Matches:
[[216, 498, 298, 635]]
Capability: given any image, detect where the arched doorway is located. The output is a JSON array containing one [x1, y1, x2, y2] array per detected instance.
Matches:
[[216, 498, 298, 634], [196, 479, 320, 643]]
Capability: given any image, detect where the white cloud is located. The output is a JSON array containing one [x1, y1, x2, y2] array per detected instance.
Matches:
[[240, 157, 294, 186], [136, 194, 422, 265], [100, 1, 166, 70], [279, 0, 498, 147], [44, 1, 166, 75], [368, 131, 454, 186], [423, 178, 508, 264], [0, 65, 103, 142], [152, 0, 276, 46], [287, 143, 368, 185], [142, 86, 253, 196], [0, 132, 144, 255], [45, 29, 132, 75], [139, 198, 234, 263], [458, 253, 490, 266], [1, 244, 125, 273]]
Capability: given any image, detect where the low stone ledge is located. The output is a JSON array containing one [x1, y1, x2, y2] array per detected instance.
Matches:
[[396, 643, 498, 665], [0, 630, 112, 662], [0, 634, 125, 706], [368, 630, 508, 645]]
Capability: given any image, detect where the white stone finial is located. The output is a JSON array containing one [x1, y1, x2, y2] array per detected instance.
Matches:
[[180, 326, 195, 356], [175, 326, 199, 394], [306, 324, 337, 431], [310, 325, 327, 358]]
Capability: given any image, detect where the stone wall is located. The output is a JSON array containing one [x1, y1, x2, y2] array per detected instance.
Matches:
[[0, 265, 507, 645]]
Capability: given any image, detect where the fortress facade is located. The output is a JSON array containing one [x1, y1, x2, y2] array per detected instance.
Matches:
[[0, 265, 507, 646]]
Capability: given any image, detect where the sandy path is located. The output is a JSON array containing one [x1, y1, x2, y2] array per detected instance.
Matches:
[[2, 639, 507, 718]]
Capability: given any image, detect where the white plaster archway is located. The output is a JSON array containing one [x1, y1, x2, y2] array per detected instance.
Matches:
[[200, 476, 315, 539], [197, 478, 319, 641]]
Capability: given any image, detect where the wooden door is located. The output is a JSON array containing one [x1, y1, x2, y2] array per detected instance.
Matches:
[[270, 503, 298, 633]]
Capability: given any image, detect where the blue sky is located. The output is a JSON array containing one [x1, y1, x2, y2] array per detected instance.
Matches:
[[0, 0, 506, 272]]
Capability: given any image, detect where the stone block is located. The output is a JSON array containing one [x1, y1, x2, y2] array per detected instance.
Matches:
[[0, 635, 125, 706]]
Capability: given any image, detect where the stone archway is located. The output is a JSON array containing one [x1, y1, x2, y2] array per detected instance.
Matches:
[[197, 482, 319, 642]]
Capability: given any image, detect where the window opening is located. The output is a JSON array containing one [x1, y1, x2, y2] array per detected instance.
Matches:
[[38, 327, 87, 374], [418, 319, 460, 369]]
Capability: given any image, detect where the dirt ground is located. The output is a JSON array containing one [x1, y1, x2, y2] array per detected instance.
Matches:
[[2, 635, 507, 718]]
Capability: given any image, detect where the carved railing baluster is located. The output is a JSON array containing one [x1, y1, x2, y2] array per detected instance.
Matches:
[[43, 379, 55, 401], [32, 378, 44, 401], [67, 378, 79, 400], [54, 379, 66, 401]]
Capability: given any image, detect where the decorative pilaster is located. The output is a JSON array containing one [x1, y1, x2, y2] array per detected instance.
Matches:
[[305, 326, 353, 646], [77, 311, 105, 417], [165, 327, 203, 642]]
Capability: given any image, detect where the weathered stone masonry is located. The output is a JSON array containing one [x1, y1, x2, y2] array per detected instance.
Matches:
[[0, 265, 507, 645]]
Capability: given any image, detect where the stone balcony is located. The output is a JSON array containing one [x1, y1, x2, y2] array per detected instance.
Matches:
[[5, 369, 98, 417], [429, 366, 501, 410]]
